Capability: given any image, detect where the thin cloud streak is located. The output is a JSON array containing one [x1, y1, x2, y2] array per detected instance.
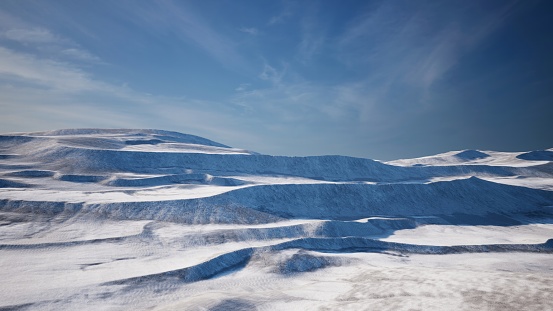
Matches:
[[239, 27, 259, 35], [268, 2, 294, 25], [123, 0, 250, 73], [60, 48, 102, 63], [333, 0, 522, 110], [297, 13, 325, 64], [0, 47, 104, 92], [4, 27, 61, 44], [1, 24, 103, 65]]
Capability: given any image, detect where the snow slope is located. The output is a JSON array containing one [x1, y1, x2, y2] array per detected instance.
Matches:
[[0, 129, 552, 310]]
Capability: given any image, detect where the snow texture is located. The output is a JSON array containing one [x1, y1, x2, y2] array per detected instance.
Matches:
[[0, 129, 552, 310]]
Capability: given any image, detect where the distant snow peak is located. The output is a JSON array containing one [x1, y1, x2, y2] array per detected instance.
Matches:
[[454, 149, 489, 160], [517, 150, 553, 161]]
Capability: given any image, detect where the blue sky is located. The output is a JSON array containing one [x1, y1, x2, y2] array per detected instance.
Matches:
[[0, 0, 551, 160]]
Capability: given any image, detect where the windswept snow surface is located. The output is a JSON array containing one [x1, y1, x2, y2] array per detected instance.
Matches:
[[0, 129, 552, 310]]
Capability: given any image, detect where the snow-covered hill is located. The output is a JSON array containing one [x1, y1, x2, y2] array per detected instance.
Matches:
[[0, 129, 552, 310]]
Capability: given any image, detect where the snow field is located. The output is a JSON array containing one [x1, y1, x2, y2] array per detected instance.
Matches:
[[0, 129, 552, 310]]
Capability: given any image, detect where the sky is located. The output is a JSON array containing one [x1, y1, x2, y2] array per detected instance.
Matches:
[[0, 0, 552, 160]]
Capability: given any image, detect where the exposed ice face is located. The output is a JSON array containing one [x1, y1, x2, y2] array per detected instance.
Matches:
[[0, 129, 552, 310]]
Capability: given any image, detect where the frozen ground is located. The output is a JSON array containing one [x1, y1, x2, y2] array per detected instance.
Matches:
[[0, 129, 552, 310]]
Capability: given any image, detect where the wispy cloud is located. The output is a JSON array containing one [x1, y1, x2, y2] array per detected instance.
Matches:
[[335, 0, 522, 105], [232, 0, 523, 135], [1, 26, 103, 64], [60, 48, 102, 63], [235, 83, 250, 92], [239, 27, 259, 35], [124, 0, 249, 72], [268, 3, 293, 25], [234, 62, 358, 125], [297, 12, 325, 64], [4, 27, 61, 44], [0, 47, 105, 92], [259, 63, 287, 85]]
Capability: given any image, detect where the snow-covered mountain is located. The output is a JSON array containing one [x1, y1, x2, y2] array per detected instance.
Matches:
[[1, 129, 552, 310]]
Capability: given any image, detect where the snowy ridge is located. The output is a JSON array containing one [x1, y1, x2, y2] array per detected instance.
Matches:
[[0, 129, 552, 310], [387, 149, 553, 167], [105, 237, 553, 287], [25, 128, 231, 148]]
